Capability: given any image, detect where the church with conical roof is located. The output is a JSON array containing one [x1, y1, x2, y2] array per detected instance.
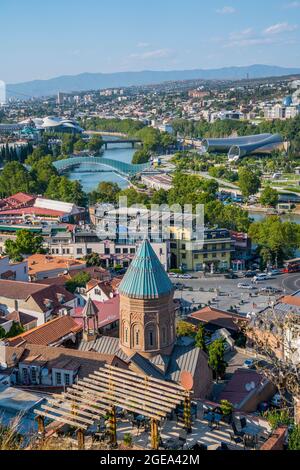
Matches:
[[79, 240, 212, 399], [118, 239, 176, 358]]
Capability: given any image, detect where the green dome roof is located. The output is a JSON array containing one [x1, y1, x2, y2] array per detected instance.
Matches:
[[118, 240, 174, 300]]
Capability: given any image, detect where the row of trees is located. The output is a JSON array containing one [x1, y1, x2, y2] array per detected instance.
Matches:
[[0, 143, 33, 165], [0, 161, 86, 205]]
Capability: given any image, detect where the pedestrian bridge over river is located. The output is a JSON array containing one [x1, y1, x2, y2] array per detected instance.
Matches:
[[53, 156, 150, 177]]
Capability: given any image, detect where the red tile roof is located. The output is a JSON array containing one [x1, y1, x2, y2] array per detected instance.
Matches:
[[0, 280, 75, 313], [219, 369, 267, 408], [189, 306, 246, 332], [73, 296, 120, 329], [6, 316, 82, 347]]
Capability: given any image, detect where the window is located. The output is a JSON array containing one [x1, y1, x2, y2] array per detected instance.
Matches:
[[135, 330, 139, 346], [123, 248, 128, 254], [116, 248, 121, 254], [22, 368, 28, 383], [65, 374, 71, 386], [182, 254, 186, 260], [77, 248, 83, 255], [87, 248, 92, 255], [55, 372, 62, 385], [125, 328, 128, 343], [105, 248, 110, 255], [149, 331, 154, 347], [31, 368, 37, 383], [130, 248, 135, 254]]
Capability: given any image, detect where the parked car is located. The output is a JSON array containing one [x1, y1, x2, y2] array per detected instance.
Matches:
[[253, 274, 268, 282], [259, 286, 283, 295], [243, 271, 257, 278], [243, 359, 255, 369], [267, 269, 283, 277], [180, 274, 192, 279], [238, 283, 256, 290], [225, 272, 239, 279], [168, 273, 179, 278]]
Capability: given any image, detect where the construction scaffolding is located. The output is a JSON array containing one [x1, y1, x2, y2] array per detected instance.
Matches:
[[35, 364, 189, 450]]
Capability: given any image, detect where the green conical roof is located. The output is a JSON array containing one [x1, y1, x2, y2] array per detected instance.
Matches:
[[118, 240, 174, 300]]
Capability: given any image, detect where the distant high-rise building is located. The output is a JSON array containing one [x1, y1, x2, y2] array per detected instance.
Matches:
[[0, 80, 6, 106]]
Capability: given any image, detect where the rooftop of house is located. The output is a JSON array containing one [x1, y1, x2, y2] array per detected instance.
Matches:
[[36, 266, 111, 286], [5, 310, 37, 326], [219, 368, 270, 409], [73, 296, 120, 329], [3, 343, 119, 380], [118, 239, 173, 300], [0, 280, 76, 313], [5, 316, 82, 347], [27, 254, 86, 276], [189, 306, 246, 332]]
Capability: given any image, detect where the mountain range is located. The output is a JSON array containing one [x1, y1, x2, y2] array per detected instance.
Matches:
[[6, 64, 300, 99]]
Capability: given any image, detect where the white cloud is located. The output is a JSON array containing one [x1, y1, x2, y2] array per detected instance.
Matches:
[[216, 6, 236, 14], [229, 28, 254, 40], [129, 48, 173, 60], [263, 22, 298, 35]]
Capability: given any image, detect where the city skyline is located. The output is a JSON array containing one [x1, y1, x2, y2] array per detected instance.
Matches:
[[1, 0, 300, 84]]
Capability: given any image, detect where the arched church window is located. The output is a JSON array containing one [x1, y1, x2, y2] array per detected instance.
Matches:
[[149, 331, 154, 347], [135, 330, 140, 346]]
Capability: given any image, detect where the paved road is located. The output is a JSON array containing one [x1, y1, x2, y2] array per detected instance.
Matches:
[[279, 272, 300, 293], [172, 273, 300, 316]]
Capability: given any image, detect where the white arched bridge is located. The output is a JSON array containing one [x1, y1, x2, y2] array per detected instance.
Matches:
[[53, 156, 151, 177]]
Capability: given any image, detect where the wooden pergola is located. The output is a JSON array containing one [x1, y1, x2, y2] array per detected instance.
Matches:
[[35, 364, 190, 450]]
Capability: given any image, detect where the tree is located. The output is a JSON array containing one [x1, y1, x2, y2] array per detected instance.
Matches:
[[89, 181, 120, 205], [195, 324, 207, 351], [88, 135, 103, 154], [73, 139, 86, 152], [205, 200, 251, 232], [208, 339, 227, 381], [5, 322, 25, 338], [246, 308, 300, 425], [4, 230, 44, 261], [45, 175, 86, 206], [84, 253, 103, 267], [249, 216, 300, 267], [176, 321, 196, 337], [30, 156, 58, 193], [0, 162, 35, 197], [118, 188, 149, 207], [65, 272, 91, 293], [0, 326, 6, 339], [132, 149, 151, 164], [151, 189, 169, 205], [260, 186, 279, 208], [238, 167, 261, 198]]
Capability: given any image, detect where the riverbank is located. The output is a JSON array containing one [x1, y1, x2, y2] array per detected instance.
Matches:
[[84, 130, 128, 138]]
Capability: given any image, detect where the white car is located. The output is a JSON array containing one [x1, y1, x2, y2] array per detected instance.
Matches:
[[181, 274, 192, 279], [253, 274, 268, 282], [238, 283, 256, 290], [168, 273, 178, 278]]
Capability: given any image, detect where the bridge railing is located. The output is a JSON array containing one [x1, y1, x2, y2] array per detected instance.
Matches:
[[53, 156, 150, 177]]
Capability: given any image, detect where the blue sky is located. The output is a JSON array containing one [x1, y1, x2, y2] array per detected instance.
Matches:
[[1, 0, 300, 83]]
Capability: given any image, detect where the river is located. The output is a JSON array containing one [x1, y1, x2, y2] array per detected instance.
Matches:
[[67, 136, 135, 192]]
